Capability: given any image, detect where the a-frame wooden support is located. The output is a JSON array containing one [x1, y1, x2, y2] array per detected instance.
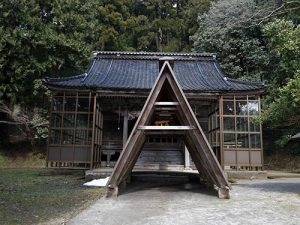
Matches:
[[106, 60, 230, 199]]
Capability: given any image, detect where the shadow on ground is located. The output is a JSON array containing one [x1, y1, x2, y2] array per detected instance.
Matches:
[[237, 179, 300, 194], [120, 172, 216, 197]]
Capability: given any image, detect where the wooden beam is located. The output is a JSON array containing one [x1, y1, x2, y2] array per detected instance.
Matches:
[[187, 130, 219, 186], [154, 102, 179, 106], [123, 109, 128, 147], [164, 70, 229, 188], [138, 126, 195, 130], [184, 146, 190, 169], [184, 133, 211, 183], [154, 112, 176, 116], [108, 131, 142, 187], [107, 66, 168, 195], [143, 130, 187, 135], [154, 107, 178, 111]]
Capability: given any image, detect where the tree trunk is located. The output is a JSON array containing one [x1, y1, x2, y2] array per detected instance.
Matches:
[[156, 27, 163, 51]]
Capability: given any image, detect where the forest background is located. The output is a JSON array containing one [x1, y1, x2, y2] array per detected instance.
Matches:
[[0, 0, 299, 158]]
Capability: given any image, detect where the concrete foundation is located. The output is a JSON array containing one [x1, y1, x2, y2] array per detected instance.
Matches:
[[226, 170, 267, 179], [85, 167, 268, 180]]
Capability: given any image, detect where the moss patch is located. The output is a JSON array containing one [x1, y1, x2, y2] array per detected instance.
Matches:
[[0, 168, 105, 225]]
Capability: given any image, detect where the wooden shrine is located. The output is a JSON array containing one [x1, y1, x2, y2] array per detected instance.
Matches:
[[45, 51, 265, 179]]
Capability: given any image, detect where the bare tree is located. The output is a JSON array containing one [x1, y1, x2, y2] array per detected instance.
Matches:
[[0, 102, 48, 150]]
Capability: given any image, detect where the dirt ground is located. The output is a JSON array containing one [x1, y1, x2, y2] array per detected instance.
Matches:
[[68, 176, 300, 225]]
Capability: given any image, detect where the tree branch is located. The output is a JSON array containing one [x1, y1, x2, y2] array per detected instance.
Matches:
[[245, 1, 300, 27], [258, 6, 300, 25], [0, 121, 24, 125]]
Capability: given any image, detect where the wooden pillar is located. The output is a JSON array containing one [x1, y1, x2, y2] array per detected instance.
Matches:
[[219, 96, 224, 169], [90, 94, 97, 169], [123, 109, 128, 148], [184, 146, 191, 169]]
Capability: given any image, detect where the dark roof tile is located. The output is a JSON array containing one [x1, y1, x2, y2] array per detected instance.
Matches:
[[46, 51, 265, 92]]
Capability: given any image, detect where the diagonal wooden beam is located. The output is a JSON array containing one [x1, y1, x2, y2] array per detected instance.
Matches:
[[106, 61, 230, 199], [163, 69, 229, 188], [107, 130, 146, 196], [107, 63, 170, 196]]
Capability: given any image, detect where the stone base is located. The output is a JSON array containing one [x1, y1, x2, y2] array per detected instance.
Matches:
[[218, 187, 230, 199], [226, 171, 267, 180], [106, 186, 118, 198]]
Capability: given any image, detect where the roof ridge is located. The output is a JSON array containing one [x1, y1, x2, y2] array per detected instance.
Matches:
[[93, 51, 216, 58]]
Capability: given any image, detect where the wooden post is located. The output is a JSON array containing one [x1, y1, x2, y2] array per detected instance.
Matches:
[[46, 93, 54, 168], [184, 146, 190, 170], [259, 96, 264, 170], [219, 96, 224, 169], [123, 109, 128, 148], [90, 94, 97, 169]]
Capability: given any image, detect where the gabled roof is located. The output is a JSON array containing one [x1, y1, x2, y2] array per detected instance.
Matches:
[[107, 60, 230, 199], [46, 51, 265, 93]]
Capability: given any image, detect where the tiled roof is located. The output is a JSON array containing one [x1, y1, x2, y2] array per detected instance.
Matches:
[[46, 51, 265, 92], [225, 78, 265, 91]]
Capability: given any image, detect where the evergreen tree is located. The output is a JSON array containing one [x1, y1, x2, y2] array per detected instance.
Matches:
[[192, 0, 273, 80]]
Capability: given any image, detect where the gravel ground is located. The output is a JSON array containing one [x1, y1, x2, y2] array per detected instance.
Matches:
[[68, 177, 300, 225]]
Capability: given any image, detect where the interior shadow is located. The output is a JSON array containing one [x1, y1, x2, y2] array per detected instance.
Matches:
[[120, 172, 216, 197]]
